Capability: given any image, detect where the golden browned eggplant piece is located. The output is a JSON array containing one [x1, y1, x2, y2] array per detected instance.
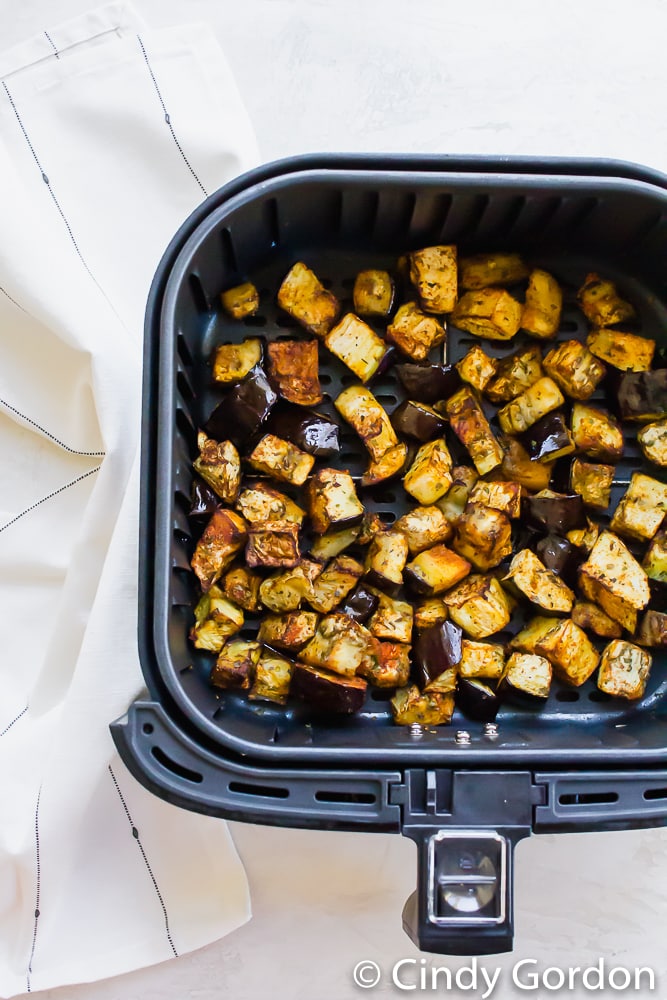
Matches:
[[571, 600, 622, 639], [190, 587, 244, 651], [249, 648, 294, 705], [636, 611, 667, 648], [597, 640, 652, 700], [643, 529, 667, 584], [520, 269, 562, 339], [414, 597, 449, 631], [578, 531, 650, 632], [542, 339, 606, 400], [256, 611, 319, 652], [353, 269, 395, 318], [364, 530, 409, 593], [308, 555, 364, 614], [502, 549, 574, 614], [409, 244, 458, 313], [497, 434, 553, 492], [191, 509, 248, 592], [499, 652, 552, 700], [220, 281, 259, 319], [211, 638, 261, 689], [394, 505, 453, 555], [459, 253, 528, 290], [325, 313, 388, 381], [570, 458, 614, 511], [223, 565, 262, 611], [359, 640, 411, 688], [299, 612, 374, 677], [334, 385, 399, 461], [638, 418, 667, 467], [468, 480, 522, 518], [458, 640, 505, 679], [586, 328, 655, 372], [509, 616, 561, 654], [455, 345, 498, 392], [246, 519, 301, 569], [452, 504, 513, 572], [443, 575, 513, 639], [266, 339, 323, 406], [212, 338, 263, 384], [404, 544, 472, 596], [570, 403, 624, 461], [361, 443, 409, 487], [386, 302, 446, 361], [451, 288, 522, 341], [532, 618, 599, 686], [309, 524, 361, 561], [436, 465, 479, 520], [258, 560, 321, 613], [367, 589, 414, 643], [577, 273, 635, 327], [248, 434, 315, 486], [485, 345, 544, 404], [307, 468, 364, 534], [566, 517, 600, 554], [497, 376, 565, 434], [610, 472, 667, 542], [403, 438, 454, 504], [445, 386, 504, 475], [193, 432, 241, 503], [390, 685, 455, 725], [235, 481, 305, 526], [277, 261, 340, 337]]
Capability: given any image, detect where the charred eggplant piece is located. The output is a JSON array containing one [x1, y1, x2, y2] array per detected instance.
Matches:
[[636, 611, 667, 648], [190, 587, 244, 652], [413, 620, 463, 688], [249, 648, 294, 705], [359, 640, 411, 688], [577, 273, 635, 327], [353, 269, 395, 318], [571, 402, 624, 461], [597, 640, 651, 700], [570, 458, 614, 511], [205, 364, 278, 447], [571, 600, 623, 639], [395, 362, 462, 403], [191, 509, 248, 592], [615, 369, 667, 422], [257, 611, 319, 652], [485, 345, 543, 404], [248, 434, 315, 486], [259, 561, 320, 614], [404, 544, 471, 596], [364, 530, 408, 594], [610, 472, 667, 542], [445, 387, 504, 476], [223, 565, 262, 611], [452, 504, 513, 572], [498, 652, 552, 701], [520, 269, 562, 339], [339, 584, 380, 624], [532, 534, 582, 588], [292, 662, 367, 714], [277, 261, 339, 338], [390, 685, 455, 726], [533, 618, 600, 686], [503, 549, 574, 615], [309, 555, 364, 614], [212, 337, 263, 384], [414, 598, 449, 631], [235, 481, 305, 526], [386, 302, 446, 361], [391, 400, 446, 441], [211, 639, 261, 690], [456, 346, 498, 393], [325, 313, 387, 382], [266, 339, 323, 406], [638, 418, 667, 467], [409, 245, 458, 314], [335, 385, 399, 461], [189, 478, 221, 522], [468, 480, 522, 519], [451, 288, 522, 341], [361, 443, 409, 487], [299, 612, 373, 677], [444, 575, 513, 639], [394, 505, 452, 555], [521, 411, 575, 463], [579, 531, 650, 632], [498, 377, 565, 435], [266, 404, 340, 457], [459, 252, 528, 290], [220, 282, 259, 320], [367, 589, 414, 643], [246, 519, 301, 569], [587, 328, 655, 372], [542, 339, 606, 400], [307, 468, 364, 534], [523, 490, 586, 534], [457, 679, 500, 722], [193, 433, 241, 503]]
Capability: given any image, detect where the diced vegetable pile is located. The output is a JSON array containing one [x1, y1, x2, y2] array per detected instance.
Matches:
[[187, 249, 667, 726]]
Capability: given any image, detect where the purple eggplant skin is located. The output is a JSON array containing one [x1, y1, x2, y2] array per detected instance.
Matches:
[[457, 678, 500, 723], [609, 369, 667, 422], [532, 534, 583, 588], [266, 403, 340, 457], [390, 400, 447, 442], [523, 492, 586, 535], [369, 344, 399, 380], [637, 610, 667, 648], [413, 620, 463, 687], [395, 362, 462, 404], [204, 364, 278, 447], [339, 585, 380, 624], [291, 662, 367, 714], [521, 410, 574, 462], [188, 478, 221, 522]]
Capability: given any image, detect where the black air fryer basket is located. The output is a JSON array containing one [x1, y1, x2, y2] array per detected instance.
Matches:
[[112, 155, 667, 955]]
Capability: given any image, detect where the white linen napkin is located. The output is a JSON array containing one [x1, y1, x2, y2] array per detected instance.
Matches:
[[0, 5, 258, 995]]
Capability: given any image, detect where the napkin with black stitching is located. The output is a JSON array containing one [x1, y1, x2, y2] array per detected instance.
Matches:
[[0, 5, 257, 994]]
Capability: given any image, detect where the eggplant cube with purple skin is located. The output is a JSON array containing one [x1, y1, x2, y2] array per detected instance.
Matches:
[[390, 685, 455, 726], [597, 640, 652, 700], [542, 339, 606, 400], [458, 640, 505, 680], [521, 411, 575, 464], [367, 589, 414, 644], [205, 365, 278, 448], [190, 587, 244, 652], [325, 313, 388, 382], [291, 662, 368, 714], [191, 509, 248, 592], [498, 377, 565, 435], [636, 611, 667, 649], [235, 481, 305, 526], [353, 269, 395, 318], [570, 458, 615, 511], [616, 370, 667, 423], [413, 619, 462, 689], [246, 519, 301, 569], [386, 302, 446, 361], [267, 339, 323, 407], [248, 434, 315, 487], [403, 438, 454, 504], [364, 530, 409, 594], [485, 345, 544, 404], [307, 468, 364, 534], [445, 387, 504, 476], [277, 261, 340, 338], [534, 619, 599, 687], [499, 652, 552, 700], [394, 505, 453, 555], [249, 649, 294, 705], [223, 565, 262, 611], [404, 544, 471, 597], [259, 560, 321, 614], [193, 433, 242, 503], [340, 584, 380, 625], [579, 531, 650, 633], [390, 400, 446, 442], [256, 611, 319, 652], [334, 385, 399, 461], [358, 639, 411, 688], [211, 638, 261, 690], [502, 548, 575, 615], [610, 472, 667, 542], [455, 345, 498, 392], [520, 269, 562, 339], [408, 244, 458, 314], [212, 337, 263, 384], [452, 504, 513, 572], [299, 612, 374, 677], [444, 575, 513, 639], [308, 555, 364, 614]]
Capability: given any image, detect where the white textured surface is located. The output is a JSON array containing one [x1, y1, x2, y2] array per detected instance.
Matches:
[[6, 1, 667, 997]]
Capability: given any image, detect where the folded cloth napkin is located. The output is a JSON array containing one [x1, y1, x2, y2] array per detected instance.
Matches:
[[0, 5, 258, 995]]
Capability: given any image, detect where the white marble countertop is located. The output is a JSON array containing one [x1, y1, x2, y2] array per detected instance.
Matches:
[[6, 1, 667, 997]]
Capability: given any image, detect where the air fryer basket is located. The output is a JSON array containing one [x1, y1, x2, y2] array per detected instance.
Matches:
[[112, 156, 667, 955]]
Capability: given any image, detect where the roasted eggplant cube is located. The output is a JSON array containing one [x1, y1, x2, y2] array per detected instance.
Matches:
[[249, 649, 294, 705], [394, 505, 452, 555], [577, 273, 635, 327], [524, 410, 574, 468], [570, 458, 615, 511], [391, 685, 455, 726], [571, 600, 623, 639], [324, 313, 387, 382], [610, 472, 667, 542], [636, 611, 667, 648], [597, 640, 652, 700], [455, 346, 498, 392], [299, 613, 373, 677], [414, 598, 449, 631], [451, 288, 522, 341], [578, 531, 650, 632], [309, 524, 361, 561], [523, 490, 586, 535], [396, 362, 462, 403], [390, 400, 446, 442], [191, 509, 248, 592], [308, 555, 364, 614], [521, 269, 562, 339], [267, 339, 323, 407], [452, 504, 512, 572], [353, 269, 395, 318], [485, 345, 544, 404], [364, 530, 408, 594], [498, 434, 552, 492], [259, 561, 320, 614], [223, 565, 262, 612], [468, 480, 522, 519], [307, 468, 364, 534], [443, 575, 513, 639], [334, 385, 398, 461], [436, 465, 479, 520], [533, 534, 582, 587], [542, 340, 606, 401], [361, 443, 409, 487], [235, 481, 305, 525], [638, 418, 667, 468], [457, 679, 501, 722], [445, 387, 504, 475], [498, 377, 565, 435], [246, 519, 301, 569], [248, 434, 315, 487], [292, 662, 367, 714], [566, 518, 600, 553], [571, 402, 624, 461], [533, 618, 600, 686], [459, 253, 528, 290], [408, 244, 457, 314], [211, 639, 261, 690], [459, 640, 505, 680], [403, 438, 454, 504], [189, 478, 221, 522], [357, 511, 387, 546], [367, 590, 414, 644], [204, 364, 278, 448], [643, 530, 667, 584], [503, 548, 574, 615], [386, 302, 446, 361], [256, 611, 319, 652], [193, 433, 241, 503], [499, 653, 552, 701], [615, 370, 667, 422], [509, 616, 561, 655], [266, 405, 340, 458], [277, 261, 340, 338], [190, 588, 244, 652], [340, 584, 380, 625], [212, 337, 263, 384], [586, 328, 655, 372], [413, 620, 463, 687], [359, 640, 411, 688], [404, 544, 471, 596], [220, 282, 259, 320]]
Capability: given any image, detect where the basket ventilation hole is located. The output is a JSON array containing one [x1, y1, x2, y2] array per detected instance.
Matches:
[[559, 319, 580, 333], [177, 333, 194, 367], [188, 273, 209, 313], [221, 227, 238, 271], [243, 314, 268, 327], [644, 787, 667, 801], [142, 723, 154, 735], [151, 746, 203, 784], [588, 689, 612, 702], [314, 790, 377, 805], [228, 780, 289, 800], [341, 276, 355, 290], [555, 690, 580, 703], [558, 790, 618, 806], [320, 373, 333, 386]]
